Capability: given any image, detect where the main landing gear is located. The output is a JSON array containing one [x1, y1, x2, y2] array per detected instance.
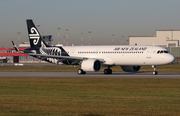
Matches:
[[104, 66, 112, 74], [152, 65, 158, 75], [77, 69, 86, 75]]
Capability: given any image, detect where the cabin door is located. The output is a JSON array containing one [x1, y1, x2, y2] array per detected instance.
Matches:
[[146, 49, 151, 58], [71, 50, 75, 56]]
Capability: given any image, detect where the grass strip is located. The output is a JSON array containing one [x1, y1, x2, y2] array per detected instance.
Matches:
[[0, 77, 180, 116]]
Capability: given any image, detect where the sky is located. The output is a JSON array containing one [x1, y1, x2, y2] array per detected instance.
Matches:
[[1, 0, 180, 47]]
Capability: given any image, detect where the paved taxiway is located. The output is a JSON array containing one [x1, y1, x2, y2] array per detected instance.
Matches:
[[0, 72, 179, 78]]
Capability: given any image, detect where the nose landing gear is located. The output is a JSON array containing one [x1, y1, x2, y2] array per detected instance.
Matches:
[[152, 65, 158, 75]]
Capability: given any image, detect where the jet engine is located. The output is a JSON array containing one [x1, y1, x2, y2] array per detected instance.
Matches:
[[121, 66, 141, 72], [81, 59, 101, 72]]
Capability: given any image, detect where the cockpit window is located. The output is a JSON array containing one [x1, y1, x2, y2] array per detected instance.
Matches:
[[164, 51, 168, 53], [157, 50, 169, 54]]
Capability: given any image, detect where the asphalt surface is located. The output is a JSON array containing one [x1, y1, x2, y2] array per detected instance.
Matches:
[[0, 71, 179, 78]]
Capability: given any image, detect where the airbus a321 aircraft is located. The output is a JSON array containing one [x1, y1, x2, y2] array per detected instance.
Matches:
[[13, 20, 175, 75]]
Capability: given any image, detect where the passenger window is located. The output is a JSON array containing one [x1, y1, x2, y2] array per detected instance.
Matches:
[[160, 51, 163, 53], [157, 51, 160, 54]]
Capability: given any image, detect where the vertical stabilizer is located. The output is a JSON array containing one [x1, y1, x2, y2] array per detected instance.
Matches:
[[26, 19, 48, 48]]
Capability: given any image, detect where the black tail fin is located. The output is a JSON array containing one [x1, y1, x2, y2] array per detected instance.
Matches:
[[26, 19, 48, 48]]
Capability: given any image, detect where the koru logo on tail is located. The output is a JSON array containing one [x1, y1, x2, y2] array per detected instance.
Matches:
[[29, 27, 40, 45]]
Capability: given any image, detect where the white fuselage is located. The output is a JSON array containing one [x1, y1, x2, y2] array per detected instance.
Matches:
[[61, 45, 174, 66]]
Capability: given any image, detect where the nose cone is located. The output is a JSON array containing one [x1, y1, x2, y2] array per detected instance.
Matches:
[[167, 54, 175, 63]]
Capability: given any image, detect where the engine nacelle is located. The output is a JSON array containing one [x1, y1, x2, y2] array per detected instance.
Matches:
[[121, 66, 141, 72], [81, 59, 101, 72]]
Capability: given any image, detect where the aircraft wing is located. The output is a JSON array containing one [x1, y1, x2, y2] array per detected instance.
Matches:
[[28, 53, 105, 63]]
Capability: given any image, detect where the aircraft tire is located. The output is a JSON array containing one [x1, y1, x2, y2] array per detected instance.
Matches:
[[153, 71, 158, 75], [77, 69, 86, 75], [104, 69, 112, 74]]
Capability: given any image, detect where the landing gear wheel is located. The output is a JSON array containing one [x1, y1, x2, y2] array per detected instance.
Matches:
[[104, 69, 112, 74], [77, 69, 86, 75], [153, 71, 158, 75], [104, 69, 108, 74]]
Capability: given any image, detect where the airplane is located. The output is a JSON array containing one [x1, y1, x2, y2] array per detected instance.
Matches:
[[12, 19, 175, 75]]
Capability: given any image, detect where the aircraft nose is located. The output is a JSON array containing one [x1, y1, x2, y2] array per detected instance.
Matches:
[[168, 54, 175, 63]]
